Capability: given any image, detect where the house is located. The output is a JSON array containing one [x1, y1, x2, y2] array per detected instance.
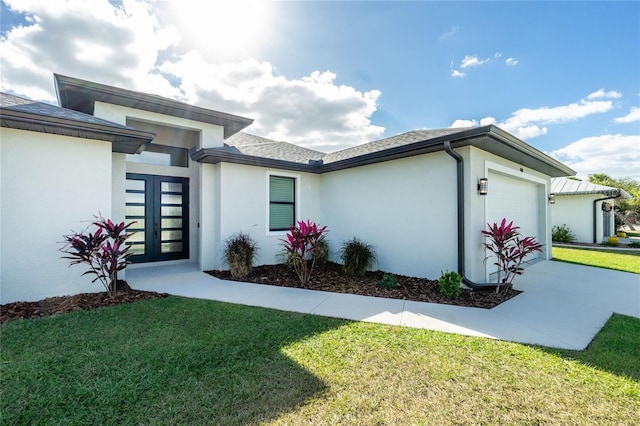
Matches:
[[550, 177, 632, 243], [0, 74, 575, 304]]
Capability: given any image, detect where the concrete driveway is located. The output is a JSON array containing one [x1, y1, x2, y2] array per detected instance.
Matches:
[[127, 260, 639, 350]]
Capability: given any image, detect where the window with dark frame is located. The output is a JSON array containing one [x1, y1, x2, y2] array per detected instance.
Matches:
[[269, 175, 295, 231]]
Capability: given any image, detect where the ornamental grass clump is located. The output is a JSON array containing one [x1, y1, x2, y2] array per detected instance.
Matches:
[[280, 220, 329, 283], [60, 215, 135, 298], [340, 238, 377, 278], [482, 218, 543, 295], [223, 232, 258, 278]]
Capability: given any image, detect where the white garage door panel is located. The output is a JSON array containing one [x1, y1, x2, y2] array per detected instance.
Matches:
[[486, 172, 541, 276]]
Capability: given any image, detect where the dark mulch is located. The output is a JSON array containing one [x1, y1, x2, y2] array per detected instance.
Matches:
[[0, 281, 168, 324], [206, 262, 519, 309], [555, 241, 639, 249]]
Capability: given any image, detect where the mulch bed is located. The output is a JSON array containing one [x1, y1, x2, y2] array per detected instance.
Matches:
[[1, 263, 519, 325], [0, 281, 168, 325], [555, 241, 638, 249], [206, 262, 519, 309]]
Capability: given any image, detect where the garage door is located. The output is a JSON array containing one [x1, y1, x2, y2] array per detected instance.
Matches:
[[486, 172, 541, 275]]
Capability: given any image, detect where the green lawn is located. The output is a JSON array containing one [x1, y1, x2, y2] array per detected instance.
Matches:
[[2, 297, 639, 425], [552, 246, 640, 274]]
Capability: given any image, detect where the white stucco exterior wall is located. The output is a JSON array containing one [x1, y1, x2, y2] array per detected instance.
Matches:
[[463, 146, 552, 282], [551, 195, 613, 243], [93, 102, 225, 148], [0, 129, 112, 303], [214, 163, 321, 269], [319, 152, 458, 279], [199, 163, 220, 271]]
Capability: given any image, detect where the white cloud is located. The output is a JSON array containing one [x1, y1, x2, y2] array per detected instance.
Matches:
[[614, 106, 640, 124], [451, 69, 466, 78], [587, 88, 622, 99], [439, 26, 459, 41], [0, 0, 384, 152], [494, 52, 503, 58], [0, 0, 179, 101], [460, 55, 490, 69], [451, 119, 477, 128], [550, 134, 640, 181], [450, 91, 617, 140], [505, 57, 519, 66]]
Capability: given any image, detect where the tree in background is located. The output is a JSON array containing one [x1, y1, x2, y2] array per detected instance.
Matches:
[[589, 174, 640, 230]]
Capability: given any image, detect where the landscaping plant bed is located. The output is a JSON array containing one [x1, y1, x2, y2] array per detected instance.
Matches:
[[0, 282, 168, 324], [206, 262, 520, 309]]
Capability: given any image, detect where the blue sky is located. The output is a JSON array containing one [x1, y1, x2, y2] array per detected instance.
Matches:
[[1, 0, 639, 180]]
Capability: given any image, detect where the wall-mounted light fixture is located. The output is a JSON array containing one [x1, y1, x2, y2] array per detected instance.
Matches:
[[478, 178, 488, 195], [548, 193, 556, 204]]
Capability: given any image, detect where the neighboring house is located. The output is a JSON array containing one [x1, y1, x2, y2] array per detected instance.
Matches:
[[0, 74, 575, 303], [551, 177, 632, 243]]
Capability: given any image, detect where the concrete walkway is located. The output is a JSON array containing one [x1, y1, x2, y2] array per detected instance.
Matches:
[[127, 261, 639, 350]]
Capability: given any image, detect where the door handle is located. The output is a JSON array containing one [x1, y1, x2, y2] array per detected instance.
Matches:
[[154, 224, 159, 238]]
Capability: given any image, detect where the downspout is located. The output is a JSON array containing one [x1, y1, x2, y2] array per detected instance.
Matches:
[[593, 192, 622, 243], [444, 141, 496, 290]]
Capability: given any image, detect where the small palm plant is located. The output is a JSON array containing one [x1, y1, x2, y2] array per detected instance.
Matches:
[[280, 220, 329, 283], [60, 215, 135, 298], [482, 218, 543, 294]]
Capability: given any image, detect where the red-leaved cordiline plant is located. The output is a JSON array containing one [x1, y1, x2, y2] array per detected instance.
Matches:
[[280, 220, 328, 284], [482, 218, 543, 294], [60, 215, 135, 298]]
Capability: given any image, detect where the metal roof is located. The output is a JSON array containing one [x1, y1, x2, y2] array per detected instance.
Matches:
[[551, 177, 632, 199], [55, 74, 254, 139], [194, 125, 576, 177], [0, 92, 155, 153]]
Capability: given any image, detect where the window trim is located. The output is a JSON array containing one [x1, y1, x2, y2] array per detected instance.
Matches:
[[266, 171, 300, 235]]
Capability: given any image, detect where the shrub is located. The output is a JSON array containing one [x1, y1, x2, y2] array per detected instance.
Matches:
[[223, 232, 258, 278], [377, 274, 400, 290], [314, 239, 329, 267], [280, 220, 329, 283], [438, 270, 462, 299], [482, 218, 543, 294], [605, 236, 619, 246], [340, 238, 377, 278], [552, 224, 575, 243], [629, 242, 640, 248], [60, 215, 135, 298]]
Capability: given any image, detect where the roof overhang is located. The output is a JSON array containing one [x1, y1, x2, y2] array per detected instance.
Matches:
[[191, 148, 322, 173], [54, 74, 254, 139], [461, 125, 576, 178], [192, 125, 576, 177], [0, 106, 155, 154]]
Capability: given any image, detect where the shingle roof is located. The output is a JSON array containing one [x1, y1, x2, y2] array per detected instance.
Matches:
[[322, 128, 469, 164], [0, 92, 155, 153], [193, 125, 576, 178], [551, 177, 632, 199], [224, 132, 325, 163], [217, 128, 470, 166], [1, 92, 143, 129]]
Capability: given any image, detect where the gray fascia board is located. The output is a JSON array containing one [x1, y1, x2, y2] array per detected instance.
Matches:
[[192, 149, 321, 173], [482, 125, 576, 177], [1, 108, 155, 153], [554, 189, 631, 199], [55, 74, 254, 139], [319, 135, 462, 173]]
